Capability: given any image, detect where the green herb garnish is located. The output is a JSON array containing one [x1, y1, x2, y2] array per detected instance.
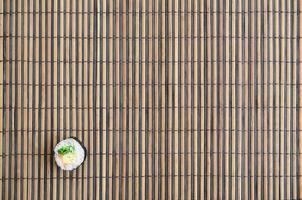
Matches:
[[58, 145, 75, 155]]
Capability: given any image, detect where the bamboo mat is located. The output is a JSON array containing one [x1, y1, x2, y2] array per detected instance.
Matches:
[[0, 0, 302, 199]]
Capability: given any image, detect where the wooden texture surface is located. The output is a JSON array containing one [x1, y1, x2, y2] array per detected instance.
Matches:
[[1, 0, 302, 199]]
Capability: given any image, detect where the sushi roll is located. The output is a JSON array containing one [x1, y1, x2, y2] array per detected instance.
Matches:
[[54, 138, 86, 171]]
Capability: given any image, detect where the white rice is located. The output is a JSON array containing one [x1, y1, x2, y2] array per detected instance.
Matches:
[[54, 138, 86, 171]]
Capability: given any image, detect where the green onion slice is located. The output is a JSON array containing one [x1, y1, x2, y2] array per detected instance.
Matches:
[[58, 145, 75, 155]]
